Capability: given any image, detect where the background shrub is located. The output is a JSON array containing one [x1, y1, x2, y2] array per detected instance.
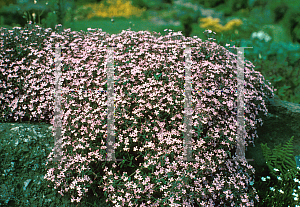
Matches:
[[179, 14, 193, 37], [192, 0, 225, 8], [238, 39, 300, 104], [0, 4, 28, 28], [0, 0, 16, 9], [81, 0, 146, 20]]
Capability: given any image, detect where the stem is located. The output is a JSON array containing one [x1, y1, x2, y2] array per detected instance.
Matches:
[[27, 11, 31, 23], [38, 10, 45, 25]]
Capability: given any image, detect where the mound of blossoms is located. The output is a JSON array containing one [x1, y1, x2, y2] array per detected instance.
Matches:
[[0, 23, 275, 206]]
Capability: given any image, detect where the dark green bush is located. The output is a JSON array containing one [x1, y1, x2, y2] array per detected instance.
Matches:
[[192, 0, 225, 8], [180, 14, 193, 37], [74, 0, 102, 7], [0, 0, 16, 9], [273, 4, 288, 23], [130, 0, 165, 11], [281, 6, 300, 44], [223, 0, 248, 16], [0, 4, 28, 28], [41, 11, 59, 31], [130, 0, 150, 10]]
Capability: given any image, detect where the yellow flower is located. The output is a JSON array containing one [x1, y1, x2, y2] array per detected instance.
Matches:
[[85, 0, 146, 20], [223, 19, 243, 31], [199, 17, 243, 33]]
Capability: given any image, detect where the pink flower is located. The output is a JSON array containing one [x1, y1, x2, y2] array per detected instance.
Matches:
[[1, 24, 272, 206]]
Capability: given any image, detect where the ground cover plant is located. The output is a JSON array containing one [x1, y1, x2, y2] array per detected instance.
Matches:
[[0, 123, 112, 206], [0, 22, 279, 206]]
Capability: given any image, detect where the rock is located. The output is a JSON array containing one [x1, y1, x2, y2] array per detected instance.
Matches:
[[245, 94, 300, 178]]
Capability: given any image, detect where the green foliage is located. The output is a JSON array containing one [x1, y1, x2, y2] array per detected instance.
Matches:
[[41, 11, 59, 30], [43, 0, 71, 27], [0, 0, 16, 9], [193, 0, 224, 8], [74, 0, 103, 7], [272, 3, 288, 23], [0, 0, 71, 29], [0, 3, 28, 27], [261, 136, 298, 181], [236, 39, 300, 104], [135, 0, 166, 11], [0, 123, 110, 206], [130, 0, 151, 10], [257, 135, 300, 206], [222, 0, 248, 16], [281, 5, 300, 44], [180, 14, 193, 37], [72, 4, 94, 21], [1, 1, 300, 205], [170, 1, 201, 24]]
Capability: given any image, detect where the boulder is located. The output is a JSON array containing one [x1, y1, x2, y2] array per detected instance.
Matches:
[[245, 94, 300, 178]]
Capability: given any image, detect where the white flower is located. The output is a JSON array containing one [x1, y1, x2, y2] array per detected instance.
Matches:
[[274, 168, 279, 172], [251, 31, 272, 42], [278, 189, 284, 194], [294, 178, 299, 183], [266, 176, 270, 179], [261, 177, 266, 181], [277, 176, 282, 181], [270, 187, 275, 191]]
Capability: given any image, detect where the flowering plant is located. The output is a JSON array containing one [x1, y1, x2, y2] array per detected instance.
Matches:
[[257, 167, 300, 206], [257, 135, 300, 206], [199, 17, 243, 33], [1, 24, 276, 206], [251, 31, 272, 43], [82, 0, 146, 20]]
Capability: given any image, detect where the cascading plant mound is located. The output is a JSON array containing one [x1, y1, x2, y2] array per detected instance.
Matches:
[[1, 23, 276, 206]]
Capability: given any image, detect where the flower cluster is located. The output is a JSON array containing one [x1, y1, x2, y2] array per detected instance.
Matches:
[[251, 31, 272, 42], [258, 167, 300, 206], [82, 0, 146, 20], [199, 17, 243, 33], [1, 23, 276, 206]]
